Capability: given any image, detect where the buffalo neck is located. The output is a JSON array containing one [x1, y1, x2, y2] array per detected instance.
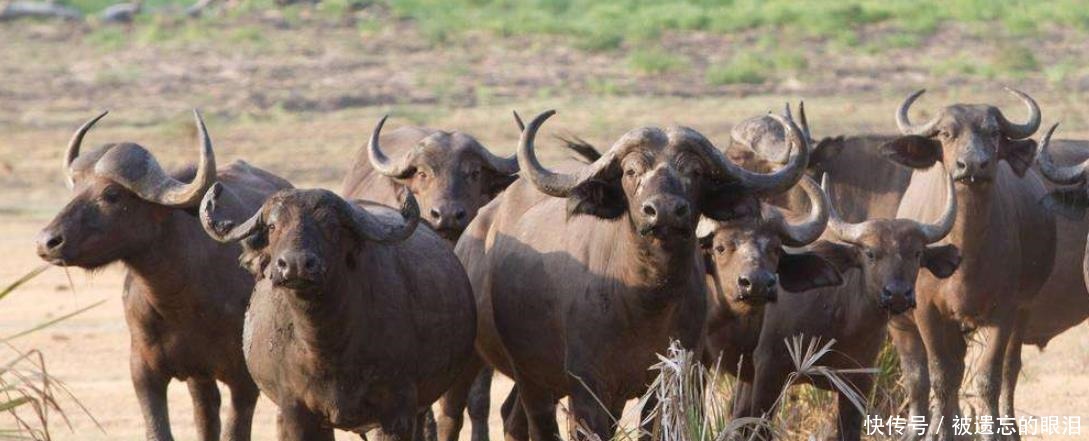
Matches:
[[615, 220, 699, 305], [945, 182, 993, 257], [121, 210, 209, 314], [284, 272, 356, 362]]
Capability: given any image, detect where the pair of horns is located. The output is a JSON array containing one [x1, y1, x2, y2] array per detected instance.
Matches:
[[515, 109, 810, 199], [367, 116, 519, 178], [823, 172, 956, 245], [199, 183, 419, 245], [65, 110, 216, 208], [896, 88, 1041, 140]]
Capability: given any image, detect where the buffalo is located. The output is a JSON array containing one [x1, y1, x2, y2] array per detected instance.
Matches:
[[35, 111, 292, 441], [883, 89, 1055, 440], [733, 174, 961, 441], [200, 152, 477, 441], [455, 109, 809, 441], [699, 175, 842, 381], [341, 118, 519, 241]]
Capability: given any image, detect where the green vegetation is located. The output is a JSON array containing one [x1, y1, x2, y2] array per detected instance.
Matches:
[[627, 49, 689, 75], [706, 49, 808, 86]]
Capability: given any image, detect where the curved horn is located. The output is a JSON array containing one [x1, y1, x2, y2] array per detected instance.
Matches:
[[199, 182, 264, 243], [896, 89, 941, 136], [915, 167, 957, 243], [518, 110, 584, 197], [367, 115, 415, 178], [64, 111, 109, 189], [765, 175, 828, 247], [705, 113, 810, 196], [338, 190, 420, 244], [1035, 124, 1083, 185], [821, 174, 867, 242], [997, 87, 1042, 140], [135, 110, 216, 207]]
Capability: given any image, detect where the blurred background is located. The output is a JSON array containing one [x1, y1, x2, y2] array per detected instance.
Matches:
[[1, 1, 1088, 439]]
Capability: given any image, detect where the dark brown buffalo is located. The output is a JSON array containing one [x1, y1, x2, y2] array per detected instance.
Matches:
[[733, 174, 960, 441], [35, 111, 292, 441], [882, 89, 1055, 441], [200, 173, 477, 441], [564, 104, 908, 222], [700, 175, 843, 380], [341, 118, 519, 241], [1027, 133, 1089, 345], [456, 109, 809, 441], [342, 117, 523, 441]]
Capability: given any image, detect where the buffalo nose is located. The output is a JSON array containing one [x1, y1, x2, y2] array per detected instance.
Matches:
[[429, 206, 468, 229], [274, 251, 323, 284], [955, 160, 967, 171], [737, 271, 778, 301], [881, 281, 915, 308], [36, 230, 65, 257], [641, 198, 691, 225]]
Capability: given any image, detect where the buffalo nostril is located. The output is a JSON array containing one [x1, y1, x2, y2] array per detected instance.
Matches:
[[45, 235, 64, 250], [454, 210, 467, 221], [642, 204, 657, 217], [276, 258, 289, 271], [429, 208, 442, 220], [303, 257, 318, 272], [979, 159, 989, 169], [738, 276, 751, 289], [673, 204, 689, 218], [955, 160, 967, 170], [766, 275, 778, 289]]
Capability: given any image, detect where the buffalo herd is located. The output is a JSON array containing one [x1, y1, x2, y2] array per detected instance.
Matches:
[[33, 89, 1089, 441]]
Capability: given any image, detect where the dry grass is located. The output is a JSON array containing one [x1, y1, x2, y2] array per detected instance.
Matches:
[[0, 266, 102, 440]]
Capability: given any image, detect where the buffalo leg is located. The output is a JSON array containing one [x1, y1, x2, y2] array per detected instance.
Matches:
[[567, 372, 622, 441], [974, 314, 1015, 441], [223, 377, 259, 441], [746, 354, 789, 441], [1000, 311, 1028, 441], [277, 403, 334, 441], [836, 376, 873, 441], [917, 308, 965, 441], [889, 319, 930, 441], [516, 380, 560, 441], [131, 355, 174, 441], [438, 356, 483, 441], [468, 369, 494, 441], [187, 378, 222, 441], [501, 386, 528, 441]]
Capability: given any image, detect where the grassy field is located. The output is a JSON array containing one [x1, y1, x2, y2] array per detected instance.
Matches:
[[3, 0, 1089, 439]]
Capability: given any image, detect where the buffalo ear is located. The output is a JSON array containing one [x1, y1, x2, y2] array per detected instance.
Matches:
[[777, 251, 844, 292], [806, 240, 861, 273], [923, 244, 961, 278], [239, 231, 270, 279], [1040, 187, 1089, 221], [566, 179, 627, 219], [810, 136, 846, 170], [999, 138, 1037, 177], [486, 171, 518, 199], [881, 136, 943, 169]]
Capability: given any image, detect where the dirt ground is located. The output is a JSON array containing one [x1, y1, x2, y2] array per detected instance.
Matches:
[[3, 13, 1089, 441]]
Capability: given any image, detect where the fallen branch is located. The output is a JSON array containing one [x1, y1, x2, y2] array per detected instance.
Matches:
[[0, 1, 82, 21]]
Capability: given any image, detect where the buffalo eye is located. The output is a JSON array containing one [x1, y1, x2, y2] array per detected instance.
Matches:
[[467, 169, 481, 181], [625, 168, 637, 177], [714, 244, 726, 254], [417, 170, 429, 180], [864, 249, 876, 260], [939, 130, 951, 140], [267, 223, 276, 233], [101, 187, 122, 204]]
